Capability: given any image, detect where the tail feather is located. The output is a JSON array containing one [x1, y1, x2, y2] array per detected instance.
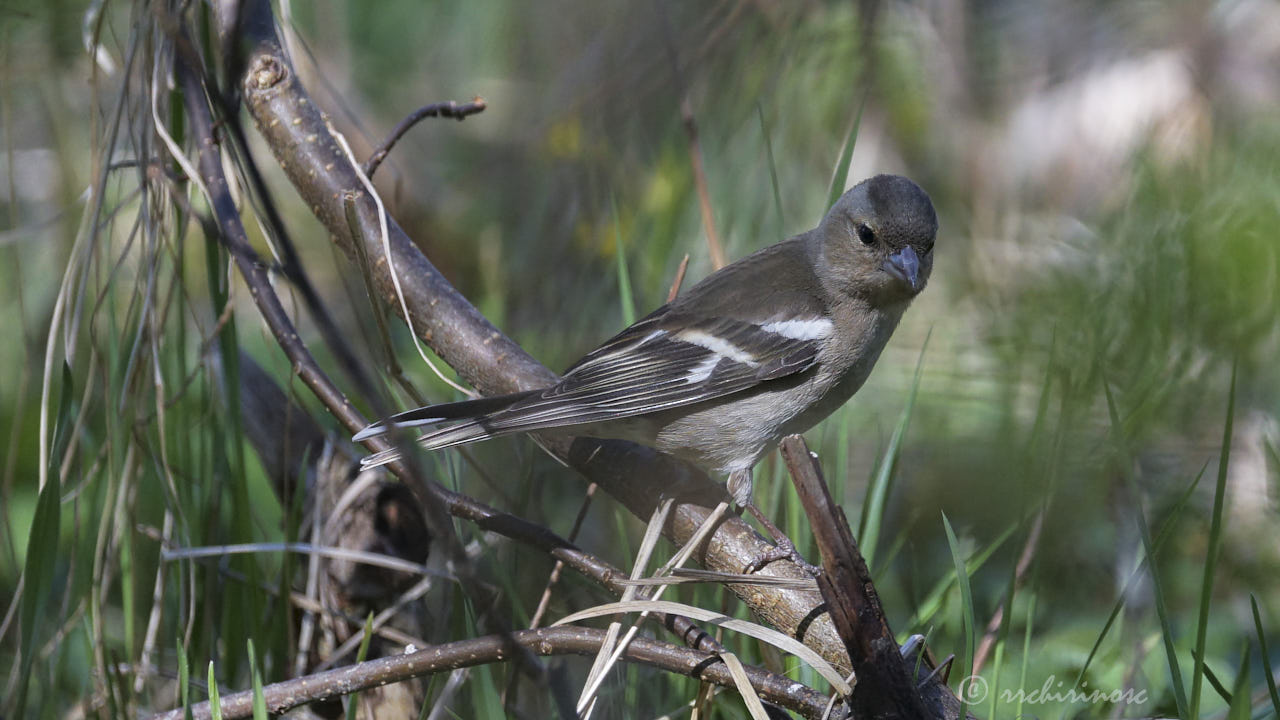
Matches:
[[355, 389, 543, 470], [353, 390, 539, 441], [359, 417, 506, 469]]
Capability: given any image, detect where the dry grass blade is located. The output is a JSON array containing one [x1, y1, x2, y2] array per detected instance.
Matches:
[[333, 129, 474, 400], [577, 498, 736, 714], [577, 497, 675, 716], [719, 651, 770, 720], [552, 599, 851, 695], [160, 542, 441, 578], [616, 568, 815, 589]]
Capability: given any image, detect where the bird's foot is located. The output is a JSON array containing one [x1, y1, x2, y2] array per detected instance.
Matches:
[[743, 534, 822, 576], [742, 502, 822, 576]]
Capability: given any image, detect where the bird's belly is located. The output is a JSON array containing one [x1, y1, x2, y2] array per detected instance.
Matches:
[[644, 375, 838, 475], [648, 341, 885, 475]]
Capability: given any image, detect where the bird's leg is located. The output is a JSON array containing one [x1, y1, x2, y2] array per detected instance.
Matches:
[[728, 469, 821, 575]]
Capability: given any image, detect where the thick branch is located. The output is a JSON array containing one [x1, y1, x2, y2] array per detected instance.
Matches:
[[222, 0, 847, 673], [782, 436, 967, 720], [148, 627, 834, 720]]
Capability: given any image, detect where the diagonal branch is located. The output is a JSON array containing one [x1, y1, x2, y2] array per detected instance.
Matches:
[[169, 18, 545, 686], [219, 0, 849, 675]]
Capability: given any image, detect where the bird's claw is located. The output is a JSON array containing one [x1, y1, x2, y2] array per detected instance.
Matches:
[[744, 535, 822, 576]]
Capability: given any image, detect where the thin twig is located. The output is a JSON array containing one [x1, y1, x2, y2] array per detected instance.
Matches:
[[667, 253, 690, 302], [657, 4, 726, 270], [146, 626, 833, 720], [529, 483, 599, 631], [362, 98, 487, 178], [680, 98, 726, 270], [313, 576, 435, 672], [972, 509, 1044, 674], [159, 542, 440, 578], [141, 545, 430, 650]]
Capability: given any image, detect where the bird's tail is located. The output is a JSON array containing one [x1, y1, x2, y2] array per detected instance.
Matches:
[[354, 390, 540, 470]]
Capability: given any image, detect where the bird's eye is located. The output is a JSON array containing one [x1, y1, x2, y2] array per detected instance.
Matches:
[[855, 223, 876, 245]]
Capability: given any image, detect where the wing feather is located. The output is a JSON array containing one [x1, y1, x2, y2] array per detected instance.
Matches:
[[358, 308, 828, 469], [469, 313, 822, 434]]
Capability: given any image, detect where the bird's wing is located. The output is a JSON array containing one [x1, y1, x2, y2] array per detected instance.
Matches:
[[356, 307, 827, 469], [473, 308, 825, 432]]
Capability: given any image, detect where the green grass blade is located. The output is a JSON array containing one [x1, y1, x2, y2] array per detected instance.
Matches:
[[208, 662, 223, 720], [1016, 589, 1038, 720], [1264, 436, 1280, 481], [1137, 503, 1190, 717], [981, 346, 1056, 718], [248, 639, 268, 720], [15, 471, 62, 715], [1190, 645, 1235, 706], [902, 519, 1016, 634], [179, 642, 192, 720], [1074, 465, 1205, 687], [872, 521, 913, 586], [1101, 377, 1189, 717], [834, 409, 851, 507], [987, 517, 1037, 719], [470, 664, 504, 719], [1226, 643, 1251, 720], [205, 232, 261, 674], [15, 364, 72, 715], [120, 508, 136, 661], [911, 626, 935, 680], [1191, 361, 1237, 719], [860, 332, 929, 568], [347, 612, 376, 720], [610, 192, 636, 326], [1251, 594, 1280, 718], [756, 102, 785, 237], [942, 512, 976, 717], [417, 687, 432, 720], [825, 95, 866, 211]]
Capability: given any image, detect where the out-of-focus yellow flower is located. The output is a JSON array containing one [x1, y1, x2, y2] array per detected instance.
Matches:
[[546, 117, 582, 158]]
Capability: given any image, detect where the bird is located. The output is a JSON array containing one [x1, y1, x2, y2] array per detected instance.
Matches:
[[354, 174, 937, 568]]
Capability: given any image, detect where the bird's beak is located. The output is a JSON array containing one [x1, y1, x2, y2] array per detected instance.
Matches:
[[882, 246, 922, 293]]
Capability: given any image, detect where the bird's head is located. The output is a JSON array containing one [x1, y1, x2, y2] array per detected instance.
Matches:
[[819, 174, 938, 303]]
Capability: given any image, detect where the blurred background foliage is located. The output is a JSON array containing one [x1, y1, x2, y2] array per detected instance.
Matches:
[[2, 0, 1279, 717]]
